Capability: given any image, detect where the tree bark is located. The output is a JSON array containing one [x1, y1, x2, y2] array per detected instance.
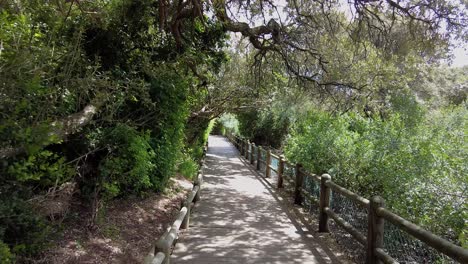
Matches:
[[0, 103, 100, 159]]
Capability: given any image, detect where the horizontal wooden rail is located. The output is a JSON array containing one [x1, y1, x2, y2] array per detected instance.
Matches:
[[149, 252, 166, 264], [143, 144, 207, 264], [188, 185, 200, 202], [325, 181, 370, 209], [154, 252, 167, 264], [299, 168, 321, 182], [144, 231, 169, 264], [377, 207, 468, 263], [325, 207, 367, 245], [165, 207, 188, 240], [268, 164, 278, 173], [144, 208, 188, 264], [226, 134, 468, 264], [375, 248, 398, 264], [270, 153, 280, 160]]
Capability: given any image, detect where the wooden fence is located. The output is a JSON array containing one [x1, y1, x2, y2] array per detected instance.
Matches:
[[143, 145, 207, 264], [227, 133, 468, 264]]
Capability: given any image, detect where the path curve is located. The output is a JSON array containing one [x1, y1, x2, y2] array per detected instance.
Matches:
[[172, 136, 347, 264]]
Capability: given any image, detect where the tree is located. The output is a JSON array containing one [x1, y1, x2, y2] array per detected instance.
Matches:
[[411, 65, 468, 106], [2, 0, 466, 158], [0, 1, 227, 259], [159, 0, 466, 87]]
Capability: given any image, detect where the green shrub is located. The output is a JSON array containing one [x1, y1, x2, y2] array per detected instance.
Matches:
[[184, 117, 214, 163], [7, 150, 74, 188], [99, 124, 155, 199], [211, 119, 224, 135], [178, 153, 199, 179], [148, 71, 191, 191], [0, 0, 227, 260], [204, 119, 216, 142], [285, 105, 467, 242], [237, 109, 289, 148], [0, 241, 14, 264], [0, 194, 51, 258]]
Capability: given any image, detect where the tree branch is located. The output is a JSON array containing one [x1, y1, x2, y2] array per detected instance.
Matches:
[[0, 100, 103, 159]]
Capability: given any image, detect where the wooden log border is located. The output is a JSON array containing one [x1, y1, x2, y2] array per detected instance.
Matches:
[[227, 133, 468, 264], [143, 144, 208, 264]]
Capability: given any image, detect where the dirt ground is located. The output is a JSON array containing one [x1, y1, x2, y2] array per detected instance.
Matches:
[[34, 176, 192, 264]]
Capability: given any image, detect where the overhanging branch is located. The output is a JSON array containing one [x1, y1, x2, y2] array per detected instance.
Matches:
[[0, 101, 102, 159]]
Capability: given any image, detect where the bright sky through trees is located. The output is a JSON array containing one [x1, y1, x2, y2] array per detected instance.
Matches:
[[451, 45, 467, 67]]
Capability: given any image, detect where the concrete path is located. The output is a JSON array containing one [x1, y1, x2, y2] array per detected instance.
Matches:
[[172, 136, 345, 264]]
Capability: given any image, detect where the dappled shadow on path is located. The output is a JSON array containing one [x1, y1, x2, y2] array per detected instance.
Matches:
[[172, 136, 347, 264]]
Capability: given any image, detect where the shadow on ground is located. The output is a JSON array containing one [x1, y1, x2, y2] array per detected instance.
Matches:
[[172, 136, 350, 264]]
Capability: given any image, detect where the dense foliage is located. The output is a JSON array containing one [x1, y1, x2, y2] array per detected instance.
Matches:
[[285, 104, 467, 244], [0, 0, 225, 260], [229, 76, 467, 246], [1, 0, 466, 261], [236, 110, 289, 148]]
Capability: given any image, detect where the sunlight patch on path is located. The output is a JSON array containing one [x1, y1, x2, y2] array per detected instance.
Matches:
[[171, 135, 345, 264]]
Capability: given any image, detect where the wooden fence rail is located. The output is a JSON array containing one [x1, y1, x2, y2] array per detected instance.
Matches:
[[226, 133, 468, 264], [143, 145, 208, 264]]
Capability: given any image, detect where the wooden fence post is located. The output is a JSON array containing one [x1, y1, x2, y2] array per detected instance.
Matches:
[[250, 143, 255, 164], [246, 141, 251, 159], [242, 140, 246, 157], [240, 139, 244, 155], [242, 140, 249, 158], [243, 141, 247, 158], [256, 146, 261, 170], [367, 196, 385, 264], [181, 200, 191, 229], [319, 174, 331, 232], [277, 155, 285, 188], [155, 240, 171, 264], [294, 163, 304, 204], [265, 149, 271, 177], [194, 169, 202, 202], [243, 140, 247, 157]]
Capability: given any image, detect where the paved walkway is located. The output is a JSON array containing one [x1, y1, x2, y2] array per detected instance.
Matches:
[[172, 136, 345, 264]]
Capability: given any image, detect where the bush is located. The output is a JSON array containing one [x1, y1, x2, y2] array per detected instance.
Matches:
[[7, 150, 74, 188], [0, 0, 228, 260], [178, 153, 199, 179], [211, 119, 224, 135], [237, 109, 289, 148], [177, 117, 214, 180], [0, 241, 14, 264], [98, 124, 156, 199], [148, 71, 191, 191], [0, 193, 51, 259], [284, 105, 467, 243]]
